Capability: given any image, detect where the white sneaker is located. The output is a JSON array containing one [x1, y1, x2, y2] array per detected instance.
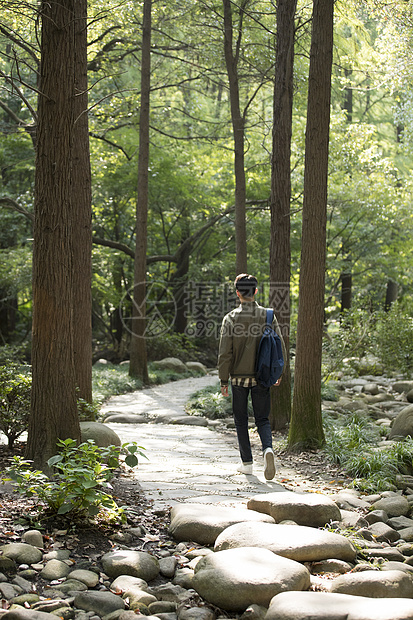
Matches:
[[237, 461, 253, 475], [263, 448, 276, 480]]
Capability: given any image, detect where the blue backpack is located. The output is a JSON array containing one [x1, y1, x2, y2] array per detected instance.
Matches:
[[255, 309, 284, 388]]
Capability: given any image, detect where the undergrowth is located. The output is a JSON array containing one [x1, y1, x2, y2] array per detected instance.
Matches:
[[323, 410, 413, 493]]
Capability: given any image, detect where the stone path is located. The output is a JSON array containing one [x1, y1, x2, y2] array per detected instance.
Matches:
[[101, 373, 286, 510]]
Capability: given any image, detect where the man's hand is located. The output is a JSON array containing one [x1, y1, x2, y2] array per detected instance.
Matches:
[[221, 385, 229, 397], [273, 377, 282, 387]]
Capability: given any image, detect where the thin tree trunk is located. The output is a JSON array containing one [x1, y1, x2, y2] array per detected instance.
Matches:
[[288, 0, 334, 450], [129, 0, 151, 382], [223, 0, 248, 274], [27, 0, 80, 471], [72, 0, 92, 402], [269, 0, 297, 431], [384, 279, 398, 311]]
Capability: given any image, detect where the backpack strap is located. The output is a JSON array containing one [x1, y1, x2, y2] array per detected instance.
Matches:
[[266, 309, 274, 326]]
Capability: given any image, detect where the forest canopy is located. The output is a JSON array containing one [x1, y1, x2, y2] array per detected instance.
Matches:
[[1, 0, 413, 366]]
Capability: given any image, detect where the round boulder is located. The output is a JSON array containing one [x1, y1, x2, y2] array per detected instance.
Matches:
[[329, 569, 413, 598], [152, 357, 187, 373], [389, 405, 413, 440], [101, 550, 159, 581], [247, 491, 341, 527], [266, 591, 413, 620], [80, 421, 121, 447], [192, 547, 310, 612], [0, 543, 43, 565], [169, 503, 275, 546], [214, 522, 356, 563]]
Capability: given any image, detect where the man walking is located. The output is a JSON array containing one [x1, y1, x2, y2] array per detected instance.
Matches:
[[218, 274, 284, 480]]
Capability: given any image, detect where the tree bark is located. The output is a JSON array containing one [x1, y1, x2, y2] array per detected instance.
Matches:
[[288, 0, 334, 450], [269, 0, 297, 431], [223, 0, 248, 275], [384, 279, 398, 311], [27, 0, 81, 470], [72, 0, 92, 402], [129, 0, 151, 382]]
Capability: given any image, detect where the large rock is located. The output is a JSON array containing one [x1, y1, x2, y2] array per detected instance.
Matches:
[[73, 591, 125, 616], [101, 550, 160, 581], [329, 570, 413, 598], [392, 381, 413, 394], [389, 405, 413, 440], [80, 421, 121, 447], [247, 491, 341, 527], [186, 362, 208, 374], [169, 503, 275, 546], [0, 543, 43, 565], [192, 547, 310, 612], [103, 413, 147, 424], [265, 591, 413, 620], [370, 495, 410, 518], [214, 522, 356, 563], [153, 357, 187, 373]]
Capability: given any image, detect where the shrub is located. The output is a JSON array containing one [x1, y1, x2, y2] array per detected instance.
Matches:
[[375, 303, 413, 376], [5, 438, 144, 522], [185, 383, 253, 419], [0, 363, 31, 448]]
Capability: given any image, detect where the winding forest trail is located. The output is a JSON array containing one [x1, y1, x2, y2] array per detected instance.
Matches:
[[101, 374, 347, 511]]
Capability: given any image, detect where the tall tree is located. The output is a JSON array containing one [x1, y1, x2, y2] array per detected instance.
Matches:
[[26, 0, 82, 470], [223, 0, 248, 274], [269, 0, 297, 431], [72, 0, 92, 402], [129, 0, 151, 382], [288, 0, 334, 450]]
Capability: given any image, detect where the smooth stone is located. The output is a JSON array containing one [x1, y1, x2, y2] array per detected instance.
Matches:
[[102, 550, 159, 581], [214, 522, 356, 563], [159, 556, 178, 578], [11, 577, 32, 593], [80, 421, 121, 447], [389, 405, 413, 440], [40, 559, 71, 580], [10, 594, 40, 606], [124, 589, 157, 608], [239, 604, 267, 620], [68, 569, 99, 588], [265, 591, 413, 620], [360, 547, 406, 562], [151, 583, 192, 603], [22, 531, 43, 549], [0, 557, 16, 574], [0, 583, 22, 599], [311, 559, 353, 575], [178, 607, 216, 620], [152, 358, 188, 373], [247, 491, 341, 527], [339, 510, 368, 529], [32, 600, 71, 612], [370, 495, 410, 517], [364, 510, 388, 525], [186, 362, 208, 374], [1, 609, 57, 620], [169, 503, 274, 545], [329, 569, 413, 598], [103, 414, 147, 424], [0, 544, 42, 565], [192, 547, 310, 612], [55, 578, 88, 593], [381, 561, 413, 575], [331, 492, 371, 511], [388, 516, 413, 530], [43, 550, 71, 561], [73, 591, 126, 615], [148, 602, 177, 614], [366, 521, 400, 543], [393, 381, 413, 394], [110, 575, 149, 594], [399, 526, 413, 542]]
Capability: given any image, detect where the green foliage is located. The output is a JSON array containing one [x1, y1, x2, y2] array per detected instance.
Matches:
[[4, 438, 143, 522], [375, 303, 413, 377], [185, 383, 255, 419], [0, 363, 31, 448], [92, 363, 143, 405], [323, 410, 413, 492]]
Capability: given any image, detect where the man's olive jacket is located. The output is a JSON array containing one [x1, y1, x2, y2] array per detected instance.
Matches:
[[218, 301, 285, 386]]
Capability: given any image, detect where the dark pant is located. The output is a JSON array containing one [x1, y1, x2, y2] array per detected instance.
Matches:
[[232, 383, 272, 463]]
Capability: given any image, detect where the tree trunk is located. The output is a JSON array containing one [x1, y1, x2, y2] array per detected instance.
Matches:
[[223, 0, 248, 275], [269, 0, 297, 432], [72, 0, 92, 402], [129, 0, 151, 382], [27, 0, 81, 471], [288, 0, 334, 450], [384, 279, 398, 311]]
